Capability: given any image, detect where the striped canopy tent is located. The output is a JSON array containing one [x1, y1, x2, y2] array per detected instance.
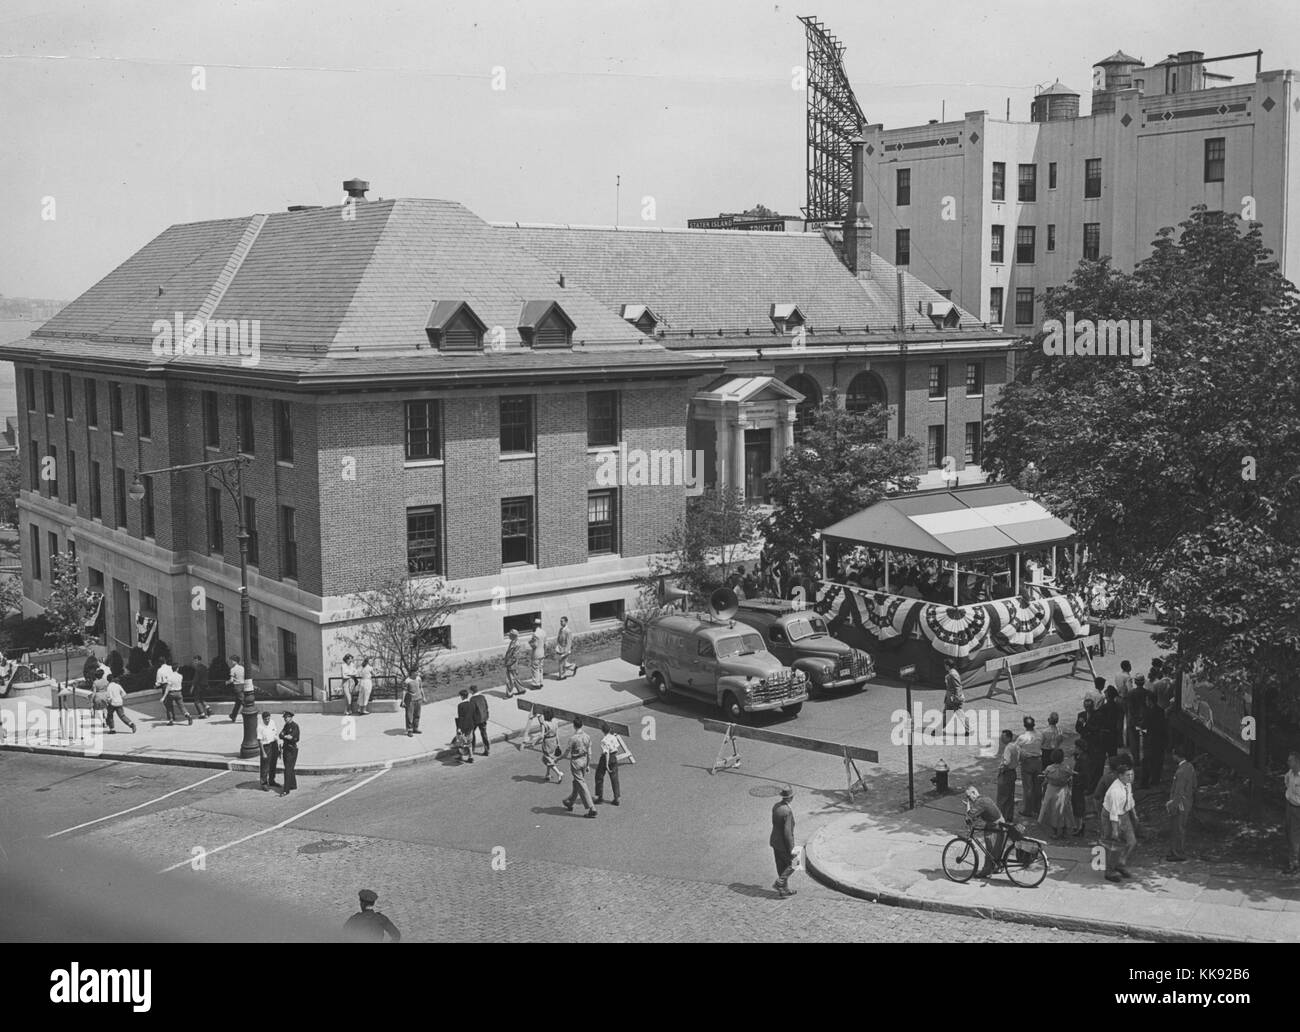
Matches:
[[819, 484, 1076, 602]]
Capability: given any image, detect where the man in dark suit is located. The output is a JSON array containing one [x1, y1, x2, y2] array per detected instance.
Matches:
[[470, 684, 490, 756], [278, 710, 300, 796], [770, 786, 797, 898], [190, 654, 212, 718], [1165, 742, 1196, 861], [454, 689, 476, 763]]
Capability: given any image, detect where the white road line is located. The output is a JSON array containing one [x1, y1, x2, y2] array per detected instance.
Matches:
[[46, 769, 232, 839], [158, 763, 392, 874]]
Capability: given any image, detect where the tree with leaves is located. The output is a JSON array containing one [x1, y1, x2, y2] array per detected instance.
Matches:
[[637, 486, 760, 612], [46, 551, 89, 736], [0, 456, 19, 526], [337, 576, 462, 689], [984, 206, 1300, 739], [762, 395, 922, 571]]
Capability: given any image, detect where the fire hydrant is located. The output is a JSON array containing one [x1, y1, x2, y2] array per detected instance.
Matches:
[[931, 758, 950, 794]]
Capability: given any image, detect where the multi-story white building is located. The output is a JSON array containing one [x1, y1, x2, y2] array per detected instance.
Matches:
[[858, 48, 1300, 329]]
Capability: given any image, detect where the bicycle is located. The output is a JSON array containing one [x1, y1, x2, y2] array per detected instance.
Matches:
[[941, 812, 1050, 887]]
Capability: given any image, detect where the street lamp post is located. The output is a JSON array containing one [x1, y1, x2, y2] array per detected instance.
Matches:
[[129, 443, 258, 759]]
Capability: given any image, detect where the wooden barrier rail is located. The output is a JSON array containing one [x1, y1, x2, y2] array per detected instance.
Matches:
[[700, 718, 878, 801]]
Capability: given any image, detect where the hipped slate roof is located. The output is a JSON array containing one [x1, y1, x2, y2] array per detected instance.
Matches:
[[497, 222, 991, 338]]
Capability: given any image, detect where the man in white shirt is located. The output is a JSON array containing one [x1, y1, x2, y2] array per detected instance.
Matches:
[[1016, 716, 1044, 818], [228, 654, 248, 722], [595, 721, 629, 806], [256, 711, 281, 791], [996, 729, 1019, 823], [103, 678, 136, 734], [1102, 762, 1140, 882], [159, 661, 192, 726]]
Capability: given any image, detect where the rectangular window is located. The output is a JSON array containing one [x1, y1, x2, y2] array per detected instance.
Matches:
[[587, 391, 618, 447], [24, 369, 36, 412], [208, 487, 224, 552], [499, 396, 533, 454], [203, 390, 219, 448], [90, 461, 103, 519], [30, 524, 41, 580], [989, 287, 1004, 325], [244, 497, 259, 565], [965, 422, 983, 466], [109, 382, 123, 432], [407, 504, 443, 575], [1048, 162, 1058, 189], [991, 162, 1005, 201], [62, 373, 73, 417], [49, 531, 59, 571], [1046, 224, 1056, 252], [501, 496, 534, 565], [1204, 137, 1225, 183], [1083, 222, 1101, 261], [114, 467, 127, 528], [142, 475, 155, 538], [587, 490, 617, 555], [47, 444, 57, 498], [280, 628, 299, 679], [404, 400, 441, 461], [927, 426, 945, 469], [1084, 158, 1102, 198], [1018, 163, 1037, 202], [414, 625, 452, 650], [280, 505, 298, 578], [937, 289, 953, 299], [928, 364, 946, 399], [248, 615, 260, 667], [966, 362, 984, 396], [139, 590, 158, 619], [896, 168, 911, 206], [1015, 288, 1035, 325], [274, 400, 294, 463], [990, 225, 1004, 263], [137, 385, 151, 437], [1016, 226, 1036, 264], [590, 599, 625, 623], [895, 229, 911, 266], [29, 442, 40, 493], [68, 539, 76, 565], [504, 612, 541, 636], [85, 379, 98, 427], [43, 371, 55, 416], [237, 396, 255, 453], [68, 450, 77, 505]]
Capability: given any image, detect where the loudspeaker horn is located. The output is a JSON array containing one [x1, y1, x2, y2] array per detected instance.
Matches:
[[708, 586, 739, 622], [658, 578, 691, 609]]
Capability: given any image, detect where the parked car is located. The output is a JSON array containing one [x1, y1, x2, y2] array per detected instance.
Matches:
[[621, 611, 808, 720], [732, 598, 874, 696]]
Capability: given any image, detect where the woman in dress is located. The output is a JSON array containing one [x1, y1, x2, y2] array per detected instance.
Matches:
[[340, 654, 358, 715], [357, 657, 374, 715], [1038, 748, 1079, 837]]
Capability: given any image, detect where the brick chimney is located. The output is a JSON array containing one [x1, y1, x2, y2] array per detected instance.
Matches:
[[844, 138, 873, 276], [343, 178, 370, 200]]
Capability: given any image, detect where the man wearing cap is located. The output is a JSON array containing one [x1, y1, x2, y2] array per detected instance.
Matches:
[[529, 619, 546, 689], [770, 787, 798, 897], [503, 631, 524, 697], [278, 710, 300, 796], [963, 785, 1006, 878], [343, 889, 401, 942]]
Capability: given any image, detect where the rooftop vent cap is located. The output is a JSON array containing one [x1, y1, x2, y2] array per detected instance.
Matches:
[[343, 178, 370, 200]]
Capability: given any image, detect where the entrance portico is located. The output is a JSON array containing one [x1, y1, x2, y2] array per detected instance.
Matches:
[[689, 376, 803, 503]]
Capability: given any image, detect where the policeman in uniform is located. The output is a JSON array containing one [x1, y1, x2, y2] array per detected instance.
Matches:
[[770, 786, 798, 897], [343, 889, 401, 942], [278, 710, 300, 796]]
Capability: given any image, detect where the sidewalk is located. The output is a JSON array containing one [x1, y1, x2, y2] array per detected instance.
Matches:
[[0, 660, 655, 774], [805, 793, 1300, 943]]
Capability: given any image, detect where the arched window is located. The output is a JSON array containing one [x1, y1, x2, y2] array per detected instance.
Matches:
[[785, 374, 822, 433], [845, 371, 887, 413]]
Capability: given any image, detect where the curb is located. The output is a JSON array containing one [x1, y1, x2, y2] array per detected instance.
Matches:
[[0, 696, 647, 775], [803, 825, 1249, 944]]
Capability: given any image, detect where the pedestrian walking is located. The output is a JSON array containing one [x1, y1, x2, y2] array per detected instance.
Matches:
[[227, 654, 247, 722], [540, 709, 563, 783], [1016, 716, 1044, 818], [343, 889, 401, 942], [554, 616, 574, 680], [402, 670, 426, 736], [1164, 742, 1196, 861], [454, 689, 476, 763], [470, 683, 490, 756], [103, 677, 136, 733], [257, 711, 281, 790], [503, 631, 525, 697], [278, 710, 300, 796], [190, 654, 212, 717], [1102, 761, 1140, 882], [340, 654, 358, 714], [160, 664, 193, 726], [996, 729, 1018, 823], [941, 660, 971, 737], [561, 717, 596, 817], [770, 786, 798, 897], [357, 658, 374, 715], [1284, 751, 1300, 875], [595, 720, 629, 806], [529, 619, 546, 690]]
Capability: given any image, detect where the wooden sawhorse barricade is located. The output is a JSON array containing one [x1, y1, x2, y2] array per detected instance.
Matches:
[[701, 718, 878, 802], [983, 634, 1100, 705]]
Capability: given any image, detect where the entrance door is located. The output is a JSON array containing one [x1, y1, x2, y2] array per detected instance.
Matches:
[[744, 428, 772, 503], [209, 599, 227, 663]]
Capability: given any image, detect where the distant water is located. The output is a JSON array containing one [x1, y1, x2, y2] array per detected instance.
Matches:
[[0, 319, 35, 423]]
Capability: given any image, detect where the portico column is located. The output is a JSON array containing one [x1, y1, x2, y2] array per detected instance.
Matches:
[[729, 420, 747, 502], [714, 412, 730, 490]]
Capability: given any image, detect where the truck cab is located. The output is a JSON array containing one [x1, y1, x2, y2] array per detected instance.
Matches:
[[733, 598, 874, 696]]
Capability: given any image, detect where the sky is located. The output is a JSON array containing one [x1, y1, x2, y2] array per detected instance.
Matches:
[[2, 0, 1297, 300]]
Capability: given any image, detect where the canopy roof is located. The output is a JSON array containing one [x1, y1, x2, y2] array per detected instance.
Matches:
[[821, 484, 1075, 560]]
